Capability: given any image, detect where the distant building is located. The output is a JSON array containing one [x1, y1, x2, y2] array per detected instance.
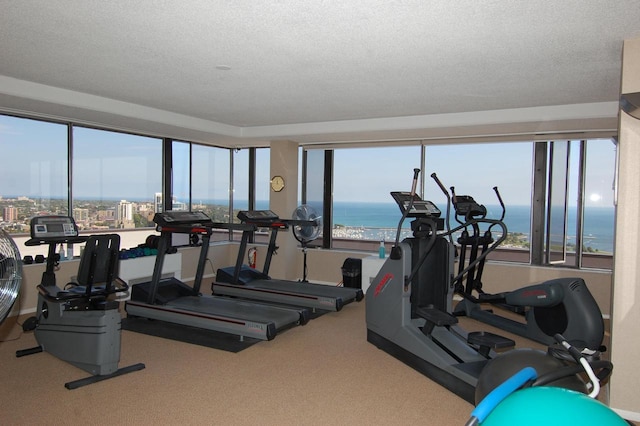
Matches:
[[154, 192, 163, 213], [154, 192, 187, 212], [73, 208, 89, 221], [3, 206, 17, 222], [117, 200, 135, 229]]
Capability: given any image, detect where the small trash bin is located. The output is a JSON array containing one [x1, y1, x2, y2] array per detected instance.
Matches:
[[341, 258, 362, 289]]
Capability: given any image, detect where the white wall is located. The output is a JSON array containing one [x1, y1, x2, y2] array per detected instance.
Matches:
[[609, 36, 640, 420]]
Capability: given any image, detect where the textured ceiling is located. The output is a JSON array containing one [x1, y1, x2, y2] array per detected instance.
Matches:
[[0, 1, 639, 146]]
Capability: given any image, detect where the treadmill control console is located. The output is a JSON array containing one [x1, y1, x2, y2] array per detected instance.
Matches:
[[237, 210, 280, 223], [390, 192, 441, 218], [153, 210, 214, 227]]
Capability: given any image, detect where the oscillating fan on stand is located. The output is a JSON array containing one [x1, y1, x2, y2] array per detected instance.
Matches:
[[0, 229, 22, 324], [291, 205, 322, 282]]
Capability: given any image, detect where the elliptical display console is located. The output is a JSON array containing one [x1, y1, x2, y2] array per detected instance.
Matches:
[[390, 191, 441, 218]]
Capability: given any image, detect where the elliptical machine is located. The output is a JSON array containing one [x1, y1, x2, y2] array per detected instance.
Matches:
[[366, 169, 519, 403], [16, 216, 145, 389], [431, 175, 605, 351], [366, 169, 610, 404]]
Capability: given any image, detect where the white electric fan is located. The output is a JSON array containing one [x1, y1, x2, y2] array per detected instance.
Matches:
[[291, 205, 322, 282]]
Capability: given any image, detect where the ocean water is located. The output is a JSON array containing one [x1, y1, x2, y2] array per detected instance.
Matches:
[[210, 198, 615, 253], [331, 201, 615, 253]]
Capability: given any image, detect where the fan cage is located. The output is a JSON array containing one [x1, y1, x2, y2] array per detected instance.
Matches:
[[0, 229, 22, 322], [292, 205, 322, 243]]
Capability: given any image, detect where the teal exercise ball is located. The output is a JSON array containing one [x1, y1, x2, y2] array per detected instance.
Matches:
[[482, 386, 627, 425]]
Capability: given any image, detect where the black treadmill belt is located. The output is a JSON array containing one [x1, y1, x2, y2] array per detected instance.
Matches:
[[122, 317, 261, 352]]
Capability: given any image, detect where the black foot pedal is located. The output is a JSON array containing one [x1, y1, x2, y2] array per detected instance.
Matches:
[[416, 305, 458, 336], [468, 331, 515, 357]]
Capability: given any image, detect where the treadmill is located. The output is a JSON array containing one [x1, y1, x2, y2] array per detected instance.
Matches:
[[124, 211, 309, 341], [212, 210, 364, 312]]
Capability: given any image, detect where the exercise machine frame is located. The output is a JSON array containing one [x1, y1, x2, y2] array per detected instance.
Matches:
[[125, 210, 309, 342], [432, 174, 605, 351], [16, 216, 145, 389], [213, 209, 363, 312]]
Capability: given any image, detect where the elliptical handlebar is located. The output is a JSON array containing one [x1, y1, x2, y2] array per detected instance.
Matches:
[[430, 173, 454, 245], [428, 174, 510, 290], [449, 218, 508, 286], [391, 168, 421, 260], [410, 167, 420, 194], [492, 186, 506, 222]]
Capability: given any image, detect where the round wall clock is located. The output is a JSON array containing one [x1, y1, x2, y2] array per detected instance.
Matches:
[[270, 175, 285, 192]]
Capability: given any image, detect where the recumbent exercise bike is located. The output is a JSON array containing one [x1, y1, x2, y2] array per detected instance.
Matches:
[[16, 216, 144, 389]]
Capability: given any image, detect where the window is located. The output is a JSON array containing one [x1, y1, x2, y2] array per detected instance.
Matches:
[[255, 148, 270, 209], [72, 126, 162, 236], [172, 140, 191, 210], [533, 139, 615, 269], [0, 115, 69, 231], [303, 149, 328, 245], [0, 115, 68, 257], [577, 139, 615, 269], [331, 145, 422, 250], [319, 139, 614, 269], [425, 142, 533, 262], [232, 149, 250, 214]]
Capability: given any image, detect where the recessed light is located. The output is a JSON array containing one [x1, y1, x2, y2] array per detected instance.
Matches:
[[215, 65, 232, 71]]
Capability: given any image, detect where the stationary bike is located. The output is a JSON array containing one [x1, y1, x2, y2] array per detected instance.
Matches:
[[16, 216, 144, 389], [431, 174, 605, 351]]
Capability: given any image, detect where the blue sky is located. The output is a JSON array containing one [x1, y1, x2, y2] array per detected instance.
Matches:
[[332, 141, 616, 207], [1, 115, 616, 208]]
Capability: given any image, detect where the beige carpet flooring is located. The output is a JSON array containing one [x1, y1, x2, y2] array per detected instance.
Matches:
[[0, 299, 624, 425], [0, 300, 479, 425]]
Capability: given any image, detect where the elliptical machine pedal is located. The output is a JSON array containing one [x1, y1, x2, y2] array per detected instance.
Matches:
[[467, 332, 515, 357]]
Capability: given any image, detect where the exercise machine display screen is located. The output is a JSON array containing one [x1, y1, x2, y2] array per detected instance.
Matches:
[[30, 216, 79, 240], [390, 192, 441, 218]]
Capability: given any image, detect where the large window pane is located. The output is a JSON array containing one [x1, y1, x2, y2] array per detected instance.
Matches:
[[581, 139, 615, 269], [425, 142, 533, 262], [332, 146, 421, 250], [0, 115, 68, 257], [546, 141, 570, 263], [304, 149, 326, 242], [72, 126, 162, 254], [172, 141, 191, 210], [233, 149, 249, 213], [192, 144, 230, 224], [255, 148, 270, 209]]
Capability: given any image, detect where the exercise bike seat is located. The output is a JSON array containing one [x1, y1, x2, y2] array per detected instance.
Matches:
[[37, 234, 127, 304]]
